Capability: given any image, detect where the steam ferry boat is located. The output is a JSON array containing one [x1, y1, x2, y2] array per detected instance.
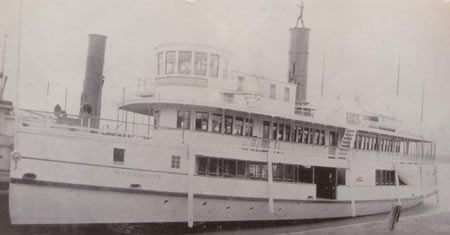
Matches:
[[8, 14, 437, 227]]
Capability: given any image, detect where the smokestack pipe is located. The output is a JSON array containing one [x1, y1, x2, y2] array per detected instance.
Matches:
[[288, 27, 310, 103], [80, 34, 107, 128]]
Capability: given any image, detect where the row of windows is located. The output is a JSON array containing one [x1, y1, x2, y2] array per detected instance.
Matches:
[[173, 110, 429, 155], [270, 122, 330, 146], [355, 135, 401, 152], [158, 51, 219, 77], [355, 135, 432, 155], [269, 84, 291, 102], [375, 170, 396, 185], [176, 110, 335, 147], [177, 111, 253, 136], [195, 156, 346, 185]]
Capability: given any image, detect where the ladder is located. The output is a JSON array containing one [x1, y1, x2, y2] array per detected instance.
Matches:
[[336, 128, 357, 159]]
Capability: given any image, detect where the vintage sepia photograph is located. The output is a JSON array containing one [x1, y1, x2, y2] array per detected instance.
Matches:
[[1, 0, 450, 234]]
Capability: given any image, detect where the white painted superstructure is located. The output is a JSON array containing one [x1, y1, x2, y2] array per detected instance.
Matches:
[[8, 20, 438, 227]]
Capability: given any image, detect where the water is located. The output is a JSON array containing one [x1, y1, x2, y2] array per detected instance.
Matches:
[[0, 162, 448, 235]]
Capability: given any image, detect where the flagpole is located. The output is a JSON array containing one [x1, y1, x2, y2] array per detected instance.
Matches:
[[16, 0, 23, 109], [396, 50, 400, 96]]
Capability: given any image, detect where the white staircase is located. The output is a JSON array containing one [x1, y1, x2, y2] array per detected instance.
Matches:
[[336, 128, 357, 159]]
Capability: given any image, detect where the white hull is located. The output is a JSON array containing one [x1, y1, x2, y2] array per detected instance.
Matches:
[[8, 124, 438, 225], [9, 179, 428, 225]]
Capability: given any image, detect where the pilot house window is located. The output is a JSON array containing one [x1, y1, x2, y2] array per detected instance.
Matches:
[[270, 84, 276, 99], [284, 87, 290, 102], [209, 54, 220, 78], [157, 52, 164, 75], [165, 51, 176, 74], [178, 51, 192, 74], [194, 52, 207, 75]]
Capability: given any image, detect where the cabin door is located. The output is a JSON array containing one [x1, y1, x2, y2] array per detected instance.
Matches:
[[314, 166, 337, 200]]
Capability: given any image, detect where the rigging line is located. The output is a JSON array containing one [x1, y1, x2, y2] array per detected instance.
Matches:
[[420, 80, 425, 123], [1, 34, 7, 78]]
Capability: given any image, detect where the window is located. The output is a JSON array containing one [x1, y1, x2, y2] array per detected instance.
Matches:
[[314, 129, 320, 145], [261, 164, 268, 180], [196, 156, 207, 175], [209, 54, 220, 77], [273, 163, 283, 181], [195, 156, 324, 184], [303, 128, 309, 143], [195, 112, 209, 131], [272, 123, 278, 140], [223, 159, 236, 177], [194, 52, 207, 75], [337, 168, 346, 185], [263, 121, 271, 139], [177, 111, 190, 129], [178, 51, 192, 74], [278, 124, 284, 141], [236, 161, 247, 177], [284, 164, 295, 182], [212, 114, 222, 133], [270, 84, 276, 99], [153, 110, 160, 128], [165, 51, 176, 74], [224, 115, 233, 134], [376, 170, 396, 185], [292, 126, 297, 142], [320, 130, 325, 145], [285, 125, 291, 141], [234, 117, 244, 135], [248, 162, 261, 179], [297, 127, 303, 143], [329, 131, 337, 146], [244, 118, 253, 137], [284, 87, 290, 102], [171, 155, 180, 169], [113, 148, 125, 163], [208, 158, 219, 176], [297, 165, 313, 183], [157, 52, 164, 75]]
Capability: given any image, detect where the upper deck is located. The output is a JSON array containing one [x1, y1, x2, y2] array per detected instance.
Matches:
[[120, 44, 421, 141]]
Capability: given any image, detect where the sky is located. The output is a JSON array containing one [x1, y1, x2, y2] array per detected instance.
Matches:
[[0, 0, 450, 153]]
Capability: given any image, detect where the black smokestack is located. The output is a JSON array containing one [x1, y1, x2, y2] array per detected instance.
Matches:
[[79, 34, 107, 128]]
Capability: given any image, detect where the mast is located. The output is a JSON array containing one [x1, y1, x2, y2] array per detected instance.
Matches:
[[321, 56, 325, 97], [396, 50, 400, 96], [0, 34, 7, 99], [420, 80, 425, 123]]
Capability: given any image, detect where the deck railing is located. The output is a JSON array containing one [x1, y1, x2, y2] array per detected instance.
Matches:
[[16, 109, 155, 141], [15, 109, 434, 164]]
